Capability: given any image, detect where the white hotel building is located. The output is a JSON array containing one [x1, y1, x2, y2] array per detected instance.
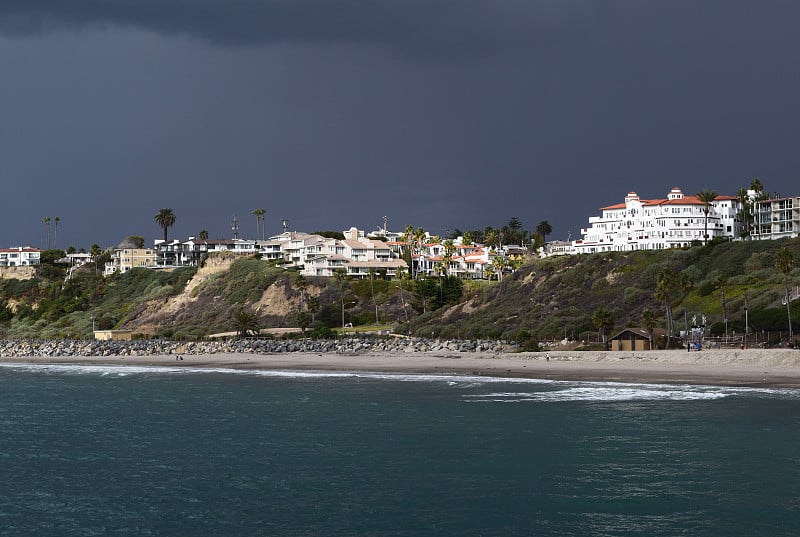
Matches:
[[573, 188, 742, 254]]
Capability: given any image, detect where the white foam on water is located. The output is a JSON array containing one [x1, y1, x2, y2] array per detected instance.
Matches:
[[462, 381, 800, 402], [2, 362, 799, 399], [0, 362, 554, 385]]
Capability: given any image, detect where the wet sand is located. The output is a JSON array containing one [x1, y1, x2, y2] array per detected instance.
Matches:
[[4, 348, 800, 388]]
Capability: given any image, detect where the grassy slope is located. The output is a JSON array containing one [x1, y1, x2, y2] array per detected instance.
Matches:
[[412, 237, 800, 341]]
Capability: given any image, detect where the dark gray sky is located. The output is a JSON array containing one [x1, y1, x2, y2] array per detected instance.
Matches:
[[2, 1, 799, 249]]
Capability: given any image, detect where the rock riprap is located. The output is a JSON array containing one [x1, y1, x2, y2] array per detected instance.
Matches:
[[0, 337, 514, 357]]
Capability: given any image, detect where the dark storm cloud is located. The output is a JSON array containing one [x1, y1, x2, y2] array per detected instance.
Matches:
[[2, 0, 800, 249], [0, 0, 603, 56]]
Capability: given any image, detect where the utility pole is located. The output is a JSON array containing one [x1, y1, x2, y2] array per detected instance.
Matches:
[[231, 214, 239, 239]]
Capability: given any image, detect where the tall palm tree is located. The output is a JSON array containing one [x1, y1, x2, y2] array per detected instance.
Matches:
[[696, 190, 718, 244], [750, 177, 764, 194], [43, 217, 51, 248], [154, 208, 177, 242], [641, 309, 658, 350], [198, 230, 209, 241], [395, 266, 410, 323], [442, 239, 456, 277], [53, 216, 60, 248], [252, 208, 266, 240], [654, 268, 676, 338], [715, 275, 728, 338], [775, 247, 795, 342], [402, 224, 416, 279], [736, 187, 752, 238], [413, 227, 427, 278], [367, 268, 379, 324]]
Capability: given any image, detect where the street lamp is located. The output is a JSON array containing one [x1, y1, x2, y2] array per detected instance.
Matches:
[[744, 289, 749, 348], [341, 300, 357, 329]]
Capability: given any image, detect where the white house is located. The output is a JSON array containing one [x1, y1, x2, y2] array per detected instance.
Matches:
[[573, 188, 741, 254], [0, 246, 42, 266], [301, 230, 406, 278]]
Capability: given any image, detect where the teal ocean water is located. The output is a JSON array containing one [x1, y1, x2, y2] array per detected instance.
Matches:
[[2, 363, 800, 536]]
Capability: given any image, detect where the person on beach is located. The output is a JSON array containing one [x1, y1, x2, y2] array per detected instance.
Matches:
[[546, 352, 550, 362]]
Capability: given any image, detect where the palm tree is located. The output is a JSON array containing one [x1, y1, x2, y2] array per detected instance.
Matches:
[[396, 266, 410, 324], [492, 256, 507, 281], [198, 230, 209, 241], [295, 273, 308, 306], [775, 247, 795, 342], [715, 275, 728, 338], [233, 308, 260, 338], [53, 216, 60, 248], [484, 228, 500, 251], [696, 190, 718, 244], [90, 243, 102, 274], [252, 208, 266, 240], [443, 239, 456, 277], [401, 225, 418, 279], [413, 227, 427, 278], [43, 217, 51, 249], [736, 187, 752, 238], [484, 264, 495, 282], [507, 217, 524, 245], [641, 309, 658, 350], [367, 268, 379, 324], [305, 295, 319, 324], [654, 268, 676, 338], [535, 221, 553, 244], [155, 208, 177, 242], [750, 177, 764, 194], [592, 308, 615, 350]]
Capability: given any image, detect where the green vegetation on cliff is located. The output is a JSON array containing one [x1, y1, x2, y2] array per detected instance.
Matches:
[[411, 237, 800, 345], [0, 238, 797, 343]]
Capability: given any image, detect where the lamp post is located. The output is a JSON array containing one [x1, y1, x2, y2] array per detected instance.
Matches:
[[744, 289, 749, 349], [341, 300, 356, 329]]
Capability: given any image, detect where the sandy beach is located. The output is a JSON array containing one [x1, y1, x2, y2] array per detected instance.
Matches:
[[4, 348, 800, 388]]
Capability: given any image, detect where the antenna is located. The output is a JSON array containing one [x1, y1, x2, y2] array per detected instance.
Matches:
[[383, 215, 388, 233], [231, 214, 239, 239], [280, 218, 289, 233]]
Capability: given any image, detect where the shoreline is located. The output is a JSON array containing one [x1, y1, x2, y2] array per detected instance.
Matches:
[[4, 348, 800, 388]]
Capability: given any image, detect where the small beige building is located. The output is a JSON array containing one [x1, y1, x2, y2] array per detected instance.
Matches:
[[610, 328, 666, 351], [94, 330, 133, 341]]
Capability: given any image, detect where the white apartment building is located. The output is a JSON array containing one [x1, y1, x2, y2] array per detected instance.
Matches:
[[0, 246, 42, 266], [574, 188, 741, 254], [302, 233, 407, 278], [751, 195, 800, 240]]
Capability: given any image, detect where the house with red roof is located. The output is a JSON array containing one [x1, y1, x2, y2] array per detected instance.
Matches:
[[573, 187, 742, 254]]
